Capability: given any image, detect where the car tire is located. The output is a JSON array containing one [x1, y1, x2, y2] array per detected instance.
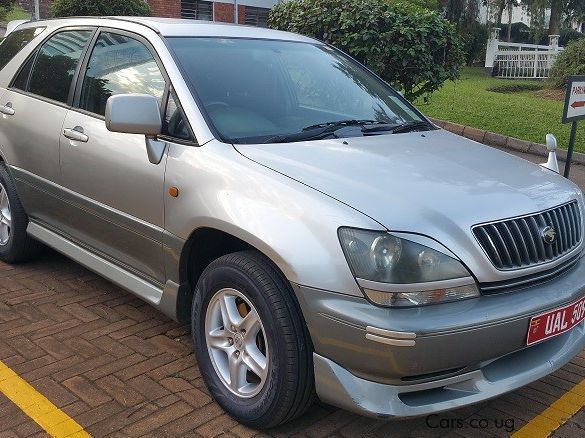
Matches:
[[192, 250, 315, 428], [0, 163, 43, 263]]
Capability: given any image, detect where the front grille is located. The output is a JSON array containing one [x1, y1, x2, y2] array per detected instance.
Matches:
[[480, 254, 580, 295], [473, 201, 582, 270]]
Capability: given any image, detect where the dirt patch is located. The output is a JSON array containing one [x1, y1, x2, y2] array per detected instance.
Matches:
[[533, 88, 566, 101]]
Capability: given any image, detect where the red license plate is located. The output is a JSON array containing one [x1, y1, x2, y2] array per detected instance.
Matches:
[[526, 297, 585, 345]]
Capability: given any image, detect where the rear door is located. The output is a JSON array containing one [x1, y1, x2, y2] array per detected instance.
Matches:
[[0, 28, 95, 226]]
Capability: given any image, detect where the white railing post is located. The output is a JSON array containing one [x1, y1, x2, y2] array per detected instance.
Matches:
[[548, 34, 561, 70], [549, 34, 560, 52], [485, 27, 501, 75], [533, 50, 539, 79]]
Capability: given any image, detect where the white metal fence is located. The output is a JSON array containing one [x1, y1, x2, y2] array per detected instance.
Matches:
[[485, 29, 563, 79]]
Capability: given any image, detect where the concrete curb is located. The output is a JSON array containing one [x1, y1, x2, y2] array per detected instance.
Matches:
[[430, 118, 585, 166]]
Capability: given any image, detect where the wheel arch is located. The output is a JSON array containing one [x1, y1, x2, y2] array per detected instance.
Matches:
[[173, 226, 293, 323]]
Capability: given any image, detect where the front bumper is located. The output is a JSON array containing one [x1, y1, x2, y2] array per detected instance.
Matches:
[[293, 256, 585, 417]]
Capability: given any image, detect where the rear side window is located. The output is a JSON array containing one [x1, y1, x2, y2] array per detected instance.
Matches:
[[28, 30, 93, 104], [79, 32, 166, 116], [0, 27, 45, 71]]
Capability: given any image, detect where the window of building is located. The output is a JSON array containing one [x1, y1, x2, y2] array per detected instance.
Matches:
[[181, 0, 213, 21], [78, 32, 166, 116], [244, 7, 270, 27], [28, 30, 93, 104]]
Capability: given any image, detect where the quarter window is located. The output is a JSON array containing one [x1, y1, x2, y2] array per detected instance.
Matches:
[[79, 32, 166, 117], [163, 92, 192, 141], [12, 55, 35, 91], [28, 30, 93, 104], [0, 27, 45, 72], [181, 0, 213, 21]]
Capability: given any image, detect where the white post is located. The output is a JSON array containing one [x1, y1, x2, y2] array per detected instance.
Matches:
[[485, 27, 501, 75], [34, 0, 40, 20], [549, 34, 560, 52], [548, 34, 560, 70], [234, 0, 238, 24]]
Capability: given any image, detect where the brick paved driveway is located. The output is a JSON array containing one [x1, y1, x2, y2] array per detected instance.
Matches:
[[1, 152, 585, 437]]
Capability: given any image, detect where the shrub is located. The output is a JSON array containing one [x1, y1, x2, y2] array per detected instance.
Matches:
[[461, 22, 489, 66], [268, 0, 465, 101], [0, 0, 16, 21], [52, 0, 150, 17], [538, 28, 583, 46], [549, 38, 585, 89]]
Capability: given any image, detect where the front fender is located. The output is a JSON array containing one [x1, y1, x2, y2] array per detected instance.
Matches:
[[164, 140, 382, 296]]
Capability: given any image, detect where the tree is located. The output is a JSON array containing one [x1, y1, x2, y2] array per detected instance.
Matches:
[[51, 0, 151, 17], [269, 0, 465, 101], [549, 0, 563, 34], [522, 0, 585, 36]]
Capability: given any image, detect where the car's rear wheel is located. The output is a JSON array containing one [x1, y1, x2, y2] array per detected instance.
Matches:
[[0, 164, 43, 263], [192, 250, 314, 428]]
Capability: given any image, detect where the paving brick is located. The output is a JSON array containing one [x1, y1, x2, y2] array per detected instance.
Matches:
[[196, 413, 238, 437], [62, 303, 100, 323], [63, 376, 113, 407], [30, 377, 79, 407], [121, 401, 193, 436], [95, 375, 146, 408], [35, 336, 75, 360], [84, 353, 146, 381], [128, 374, 172, 400]]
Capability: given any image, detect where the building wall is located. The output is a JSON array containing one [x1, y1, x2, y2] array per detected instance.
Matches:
[[20, 0, 279, 23], [147, 0, 181, 19]]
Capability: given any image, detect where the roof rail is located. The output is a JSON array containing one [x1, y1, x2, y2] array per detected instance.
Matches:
[[21, 16, 161, 34]]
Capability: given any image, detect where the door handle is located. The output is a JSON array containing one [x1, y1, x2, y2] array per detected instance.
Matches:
[[0, 103, 15, 116], [63, 126, 89, 143]]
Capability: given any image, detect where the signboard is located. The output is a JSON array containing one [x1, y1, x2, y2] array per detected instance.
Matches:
[[563, 75, 585, 123]]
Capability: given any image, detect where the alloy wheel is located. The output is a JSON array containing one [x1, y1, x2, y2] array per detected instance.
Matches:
[[205, 288, 269, 398], [0, 182, 11, 246]]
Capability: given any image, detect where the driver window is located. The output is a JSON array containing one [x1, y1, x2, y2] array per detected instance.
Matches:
[[78, 32, 166, 116]]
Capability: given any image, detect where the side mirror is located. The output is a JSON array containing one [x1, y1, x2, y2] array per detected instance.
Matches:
[[105, 94, 162, 136], [540, 133, 560, 174]]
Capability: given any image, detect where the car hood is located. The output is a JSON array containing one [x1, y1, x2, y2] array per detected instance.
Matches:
[[234, 129, 583, 280]]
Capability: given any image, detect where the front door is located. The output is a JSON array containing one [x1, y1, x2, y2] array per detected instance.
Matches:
[[59, 30, 168, 284]]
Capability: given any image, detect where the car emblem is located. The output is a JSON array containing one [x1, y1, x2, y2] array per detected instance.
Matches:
[[541, 226, 556, 245]]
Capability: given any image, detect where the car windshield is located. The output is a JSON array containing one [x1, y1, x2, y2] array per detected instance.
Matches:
[[167, 37, 428, 144]]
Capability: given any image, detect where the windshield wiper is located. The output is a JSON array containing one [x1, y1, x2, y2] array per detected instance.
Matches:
[[388, 120, 433, 134], [301, 119, 381, 131], [262, 120, 389, 144], [260, 119, 433, 144]]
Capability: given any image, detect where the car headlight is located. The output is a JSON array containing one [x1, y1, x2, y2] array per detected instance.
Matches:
[[338, 228, 479, 307]]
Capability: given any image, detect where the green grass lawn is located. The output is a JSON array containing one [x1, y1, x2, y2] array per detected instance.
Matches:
[[1, 5, 31, 23], [415, 67, 585, 153]]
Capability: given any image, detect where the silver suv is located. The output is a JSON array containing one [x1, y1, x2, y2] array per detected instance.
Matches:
[[1, 17, 584, 428]]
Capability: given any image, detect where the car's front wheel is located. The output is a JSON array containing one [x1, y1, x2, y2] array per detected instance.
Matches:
[[192, 250, 314, 428]]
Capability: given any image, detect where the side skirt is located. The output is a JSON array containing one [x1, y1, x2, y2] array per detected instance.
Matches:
[[27, 221, 180, 320]]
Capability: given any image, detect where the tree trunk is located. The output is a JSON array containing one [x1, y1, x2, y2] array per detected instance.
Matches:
[[507, 1, 513, 41], [548, 0, 562, 35], [496, 0, 506, 26]]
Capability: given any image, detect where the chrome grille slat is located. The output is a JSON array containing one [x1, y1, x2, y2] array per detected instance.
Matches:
[[509, 220, 530, 265], [552, 209, 566, 252], [518, 218, 538, 263], [473, 201, 583, 270]]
